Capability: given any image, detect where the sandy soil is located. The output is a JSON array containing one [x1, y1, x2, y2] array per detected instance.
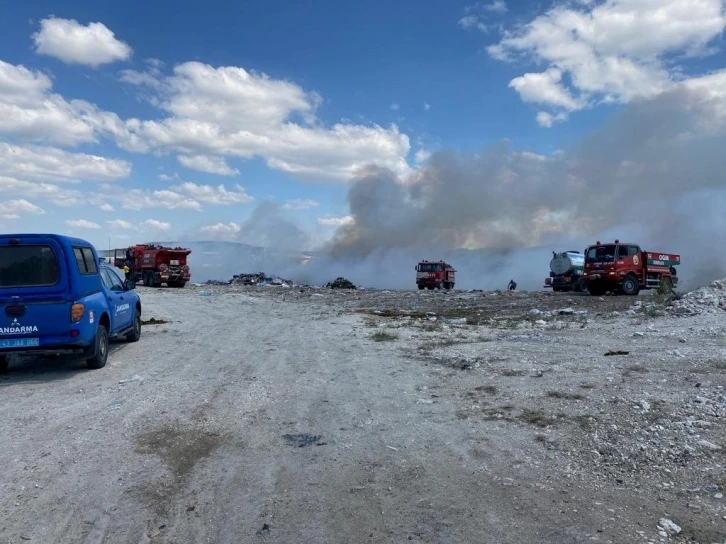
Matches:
[[0, 284, 724, 543]]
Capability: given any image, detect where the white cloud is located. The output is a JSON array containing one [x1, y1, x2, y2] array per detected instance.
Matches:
[[483, 0, 507, 13], [65, 219, 101, 229], [459, 2, 507, 32], [199, 221, 242, 238], [0, 60, 101, 146], [424, 103, 431, 111], [32, 17, 132, 67], [171, 181, 253, 205], [111, 187, 203, 211], [415, 149, 432, 164], [0, 142, 131, 183], [0, 199, 46, 220], [282, 199, 319, 210], [117, 61, 411, 182], [140, 219, 171, 231], [509, 68, 582, 111], [177, 154, 240, 176], [107, 219, 134, 229], [390, 103, 400, 111], [489, 0, 726, 123], [100, 203, 115, 212], [318, 215, 354, 226]]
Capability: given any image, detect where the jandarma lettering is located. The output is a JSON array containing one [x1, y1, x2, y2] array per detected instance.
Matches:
[[0, 325, 39, 335]]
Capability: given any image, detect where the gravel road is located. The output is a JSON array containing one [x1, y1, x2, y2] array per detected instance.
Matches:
[[1, 285, 724, 543]]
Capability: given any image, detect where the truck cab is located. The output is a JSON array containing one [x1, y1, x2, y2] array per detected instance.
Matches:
[[0, 234, 142, 373], [416, 260, 456, 290], [583, 240, 678, 296]]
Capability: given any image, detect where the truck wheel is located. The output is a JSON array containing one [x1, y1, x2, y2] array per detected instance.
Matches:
[[126, 309, 141, 342], [576, 277, 587, 292], [658, 277, 673, 295], [418, 285, 424, 290], [0, 355, 8, 374], [621, 275, 640, 296], [86, 324, 109, 369]]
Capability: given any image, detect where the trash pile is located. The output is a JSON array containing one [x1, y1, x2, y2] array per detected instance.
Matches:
[[326, 277, 357, 289], [202, 271, 295, 287], [228, 272, 294, 287], [668, 278, 726, 315]]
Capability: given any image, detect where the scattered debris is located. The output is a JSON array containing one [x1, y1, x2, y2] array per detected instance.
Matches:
[[283, 433, 326, 447], [142, 317, 168, 325], [669, 278, 726, 315], [256, 523, 271, 536], [604, 350, 629, 356], [657, 518, 682, 536], [326, 277, 357, 289]]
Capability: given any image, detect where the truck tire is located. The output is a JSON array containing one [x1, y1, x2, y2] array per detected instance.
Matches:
[[658, 277, 673, 295], [86, 324, 109, 369], [0, 355, 8, 374], [418, 284, 424, 290], [126, 309, 141, 342], [575, 277, 587, 292], [621, 275, 640, 296]]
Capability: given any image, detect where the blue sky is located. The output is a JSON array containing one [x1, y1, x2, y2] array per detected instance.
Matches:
[[1, 0, 725, 253]]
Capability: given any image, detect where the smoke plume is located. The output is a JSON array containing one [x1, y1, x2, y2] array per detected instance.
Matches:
[[185, 82, 726, 291]]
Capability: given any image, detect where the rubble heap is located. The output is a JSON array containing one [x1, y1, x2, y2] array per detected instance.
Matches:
[[326, 277, 357, 289], [669, 279, 726, 315]]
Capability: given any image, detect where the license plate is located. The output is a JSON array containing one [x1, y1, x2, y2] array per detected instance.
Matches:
[[170, 260, 179, 265], [0, 337, 40, 349]]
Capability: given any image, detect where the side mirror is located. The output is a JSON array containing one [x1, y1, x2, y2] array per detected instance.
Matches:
[[125, 279, 136, 290]]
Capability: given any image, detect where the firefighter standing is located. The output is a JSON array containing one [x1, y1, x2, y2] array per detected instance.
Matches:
[[124, 248, 134, 281], [507, 279, 517, 291]]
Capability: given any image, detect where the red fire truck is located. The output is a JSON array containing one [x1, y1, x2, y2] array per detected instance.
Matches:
[[415, 260, 456, 290], [114, 244, 192, 288], [583, 239, 679, 296]]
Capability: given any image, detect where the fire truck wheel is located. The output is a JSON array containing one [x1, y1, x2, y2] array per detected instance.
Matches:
[[0, 355, 8, 374], [658, 277, 673, 295], [418, 285, 424, 290], [576, 277, 587, 292], [620, 275, 640, 296]]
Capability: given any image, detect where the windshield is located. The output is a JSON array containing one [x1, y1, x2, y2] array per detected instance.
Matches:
[[418, 263, 442, 272], [0, 245, 61, 288], [585, 245, 616, 262]]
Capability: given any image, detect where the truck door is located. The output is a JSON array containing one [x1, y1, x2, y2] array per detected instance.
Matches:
[[100, 268, 133, 334]]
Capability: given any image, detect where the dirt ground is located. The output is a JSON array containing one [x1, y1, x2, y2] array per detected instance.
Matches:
[[0, 284, 724, 543]]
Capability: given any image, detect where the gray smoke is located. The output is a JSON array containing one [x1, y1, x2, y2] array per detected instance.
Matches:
[[237, 200, 311, 252], [320, 85, 726, 291], [183, 84, 726, 291]]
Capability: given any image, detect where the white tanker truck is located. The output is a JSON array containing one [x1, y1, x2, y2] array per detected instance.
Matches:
[[543, 250, 586, 292]]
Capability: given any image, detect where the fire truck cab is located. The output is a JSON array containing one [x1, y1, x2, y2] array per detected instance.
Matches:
[[416, 260, 456, 290]]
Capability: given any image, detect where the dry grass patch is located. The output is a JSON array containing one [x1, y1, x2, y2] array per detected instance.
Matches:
[[371, 331, 398, 342]]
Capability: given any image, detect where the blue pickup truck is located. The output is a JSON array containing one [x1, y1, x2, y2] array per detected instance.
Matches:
[[0, 233, 142, 373]]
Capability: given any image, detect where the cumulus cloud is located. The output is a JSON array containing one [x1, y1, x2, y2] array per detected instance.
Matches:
[[488, 0, 726, 123], [0, 142, 131, 183], [141, 219, 171, 231], [199, 221, 242, 240], [65, 219, 101, 229], [282, 199, 319, 210], [107, 219, 134, 229], [171, 181, 253, 205], [318, 215, 355, 226], [0, 199, 46, 220], [117, 61, 411, 181], [32, 17, 132, 67], [177, 154, 240, 176]]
